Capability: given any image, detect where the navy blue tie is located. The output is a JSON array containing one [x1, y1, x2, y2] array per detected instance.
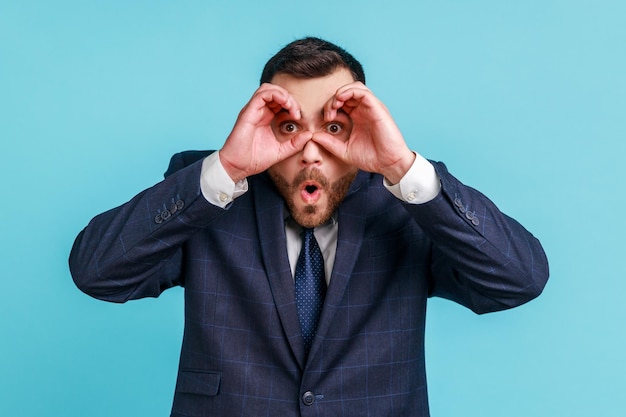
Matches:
[[294, 228, 326, 355]]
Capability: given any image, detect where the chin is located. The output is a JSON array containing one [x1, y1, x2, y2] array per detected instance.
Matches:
[[291, 204, 330, 228]]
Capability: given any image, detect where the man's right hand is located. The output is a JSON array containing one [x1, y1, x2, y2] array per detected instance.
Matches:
[[219, 84, 312, 182]]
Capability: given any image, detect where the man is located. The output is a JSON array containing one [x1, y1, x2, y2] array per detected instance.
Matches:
[[70, 37, 549, 416]]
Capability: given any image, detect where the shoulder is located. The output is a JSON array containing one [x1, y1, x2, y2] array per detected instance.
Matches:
[[164, 150, 216, 178]]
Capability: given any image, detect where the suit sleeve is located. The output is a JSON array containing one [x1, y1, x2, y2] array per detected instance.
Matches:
[[69, 152, 225, 303], [405, 161, 549, 314]]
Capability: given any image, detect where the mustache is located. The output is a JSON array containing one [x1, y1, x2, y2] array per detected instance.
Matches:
[[291, 168, 329, 189]]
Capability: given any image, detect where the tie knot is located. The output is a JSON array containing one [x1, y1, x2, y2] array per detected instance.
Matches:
[[301, 228, 316, 250], [302, 227, 314, 239]]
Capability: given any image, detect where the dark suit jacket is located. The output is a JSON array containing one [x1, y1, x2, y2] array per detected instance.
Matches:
[[70, 151, 549, 417]]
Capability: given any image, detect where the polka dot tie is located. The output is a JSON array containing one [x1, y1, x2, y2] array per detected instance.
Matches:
[[294, 228, 326, 355]]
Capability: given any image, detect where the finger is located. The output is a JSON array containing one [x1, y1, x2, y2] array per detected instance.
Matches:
[[256, 85, 302, 119], [311, 132, 348, 162], [324, 86, 370, 120], [277, 131, 313, 160], [333, 87, 371, 109], [331, 81, 367, 99]]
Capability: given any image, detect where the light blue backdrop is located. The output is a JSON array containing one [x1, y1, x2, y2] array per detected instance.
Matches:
[[1, 1, 624, 416]]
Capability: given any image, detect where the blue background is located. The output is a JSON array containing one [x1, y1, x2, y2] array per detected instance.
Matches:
[[1, 1, 624, 415]]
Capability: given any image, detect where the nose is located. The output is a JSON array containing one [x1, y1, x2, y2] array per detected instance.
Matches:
[[300, 138, 323, 167]]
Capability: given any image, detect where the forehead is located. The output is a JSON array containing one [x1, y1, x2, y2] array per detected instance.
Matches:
[[270, 68, 355, 109]]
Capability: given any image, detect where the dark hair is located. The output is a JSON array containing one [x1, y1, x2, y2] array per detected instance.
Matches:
[[260, 37, 365, 85]]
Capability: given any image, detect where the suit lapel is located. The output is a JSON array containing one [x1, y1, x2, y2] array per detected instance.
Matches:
[[251, 174, 307, 368], [307, 171, 369, 362]]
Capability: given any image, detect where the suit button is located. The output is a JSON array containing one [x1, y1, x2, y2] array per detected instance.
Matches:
[[175, 199, 185, 210], [161, 209, 171, 220], [154, 214, 163, 224], [302, 391, 315, 406]]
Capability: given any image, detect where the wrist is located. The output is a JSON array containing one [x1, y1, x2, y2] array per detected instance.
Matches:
[[382, 151, 416, 185], [219, 151, 248, 183]]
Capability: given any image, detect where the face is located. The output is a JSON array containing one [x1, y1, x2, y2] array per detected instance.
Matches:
[[267, 68, 358, 228]]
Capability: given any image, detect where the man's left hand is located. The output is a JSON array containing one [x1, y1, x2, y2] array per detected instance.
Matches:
[[312, 82, 416, 184]]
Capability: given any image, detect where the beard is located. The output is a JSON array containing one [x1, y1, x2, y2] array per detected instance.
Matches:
[[268, 167, 358, 228]]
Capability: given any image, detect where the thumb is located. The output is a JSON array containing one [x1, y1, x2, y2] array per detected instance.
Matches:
[[278, 131, 313, 160], [311, 132, 347, 161]]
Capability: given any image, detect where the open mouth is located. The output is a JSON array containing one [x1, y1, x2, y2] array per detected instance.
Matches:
[[300, 181, 322, 203]]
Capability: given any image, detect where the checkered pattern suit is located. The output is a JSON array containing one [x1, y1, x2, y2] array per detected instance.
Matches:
[[70, 151, 549, 417]]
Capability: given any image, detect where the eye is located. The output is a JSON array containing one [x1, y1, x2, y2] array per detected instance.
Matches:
[[325, 123, 343, 135], [279, 122, 299, 134]]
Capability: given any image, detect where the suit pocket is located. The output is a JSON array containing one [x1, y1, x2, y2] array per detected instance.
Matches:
[[175, 369, 221, 396]]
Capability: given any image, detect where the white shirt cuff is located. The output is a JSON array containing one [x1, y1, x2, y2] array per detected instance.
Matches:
[[200, 151, 249, 208], [384, 152, 441, 204]]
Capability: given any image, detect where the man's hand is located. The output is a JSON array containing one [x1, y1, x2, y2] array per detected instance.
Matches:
[[313, 82, 415, 184], [219, 84, 312, 182]]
